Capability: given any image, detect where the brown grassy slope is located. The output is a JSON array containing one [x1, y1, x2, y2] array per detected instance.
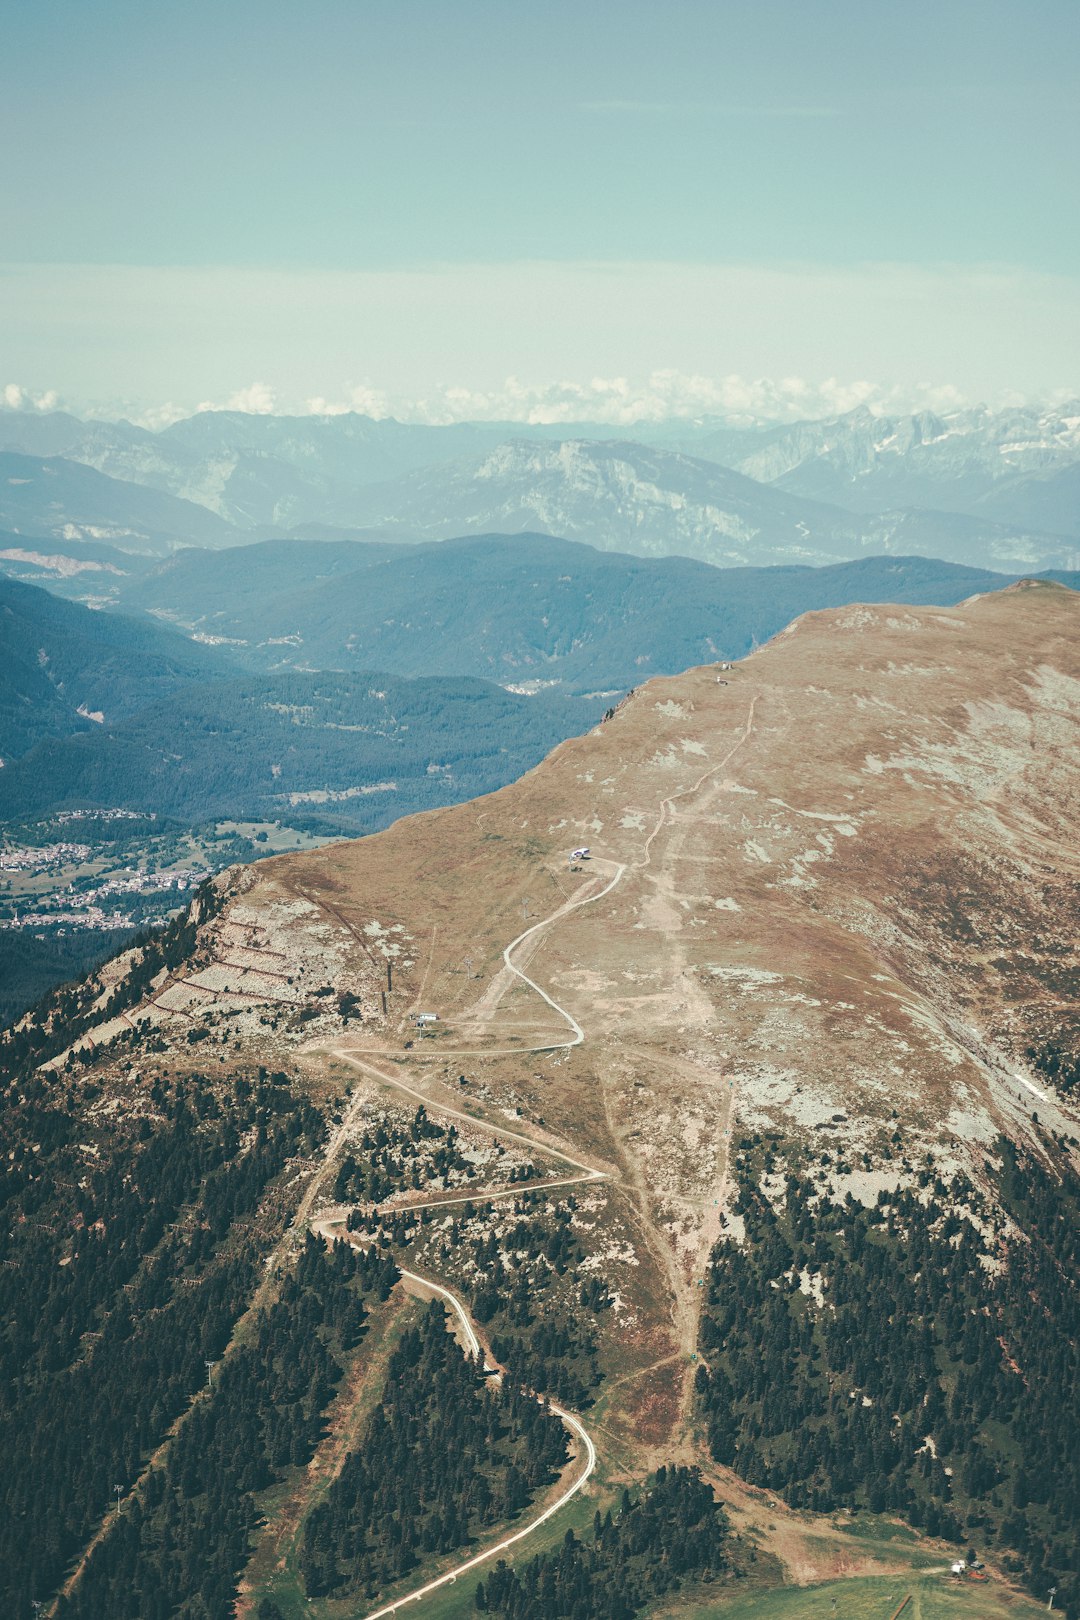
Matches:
[[224, 582, 1078, 1422], [276, 580, 1076, 1114]]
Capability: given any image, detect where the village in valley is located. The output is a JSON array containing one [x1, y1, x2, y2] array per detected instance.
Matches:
[[0, 812, 331, 951]]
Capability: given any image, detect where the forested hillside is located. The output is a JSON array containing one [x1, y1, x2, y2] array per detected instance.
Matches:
[[0, 929, 697, 1620], [698, 1134, 1080, 1615], [0, 668, 601, 831], [0, 452, 236, 552], [98, 537, 1080, 692], [0, 578, 230, 757], [0, 1051, 328, 1617], [300, 1299, 569, 1601], [476, 1467, 735, 1620]]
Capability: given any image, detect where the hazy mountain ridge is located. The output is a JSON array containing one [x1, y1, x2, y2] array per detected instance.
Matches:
[[90, 534, 1080, 693], [328, 437, 1071, 571], [690, 401, 1080, 527], [1, 403, 1076, 568], [0, 452, 236, 552]]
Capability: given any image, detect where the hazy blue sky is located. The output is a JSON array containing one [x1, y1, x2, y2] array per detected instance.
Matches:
[[2, 0, 1078, 420]]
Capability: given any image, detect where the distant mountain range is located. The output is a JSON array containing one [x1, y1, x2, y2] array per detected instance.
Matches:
[[665, 401, 1080, 527], [0, 402, 1076, 570], [86, 537, 1078, 694], [4, 530, 1077, 705], [319, 438, 1071, 571]]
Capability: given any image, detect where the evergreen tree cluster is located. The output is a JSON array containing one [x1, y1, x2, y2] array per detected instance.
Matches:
[[62, 1232, 398, 1620], [1027, 1038, 1080, 1098], [0, 926, 137, 1032], [1, 1061, 323, 1619], [336, 1104, 483, 1204], [470, 1199, 605, 1410], [474, 1466, 733, 1619], [381, 1191, 606, 1409], [300, 1297, 569, 1602], [697, 1136, 1080, 1617]]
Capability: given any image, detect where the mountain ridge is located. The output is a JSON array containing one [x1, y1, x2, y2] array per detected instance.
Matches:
[[8, 577, 1078, 1617], [3, 402, 1076, 568], [302, 437, 1074, 571], [92, 535, 1080, 692]]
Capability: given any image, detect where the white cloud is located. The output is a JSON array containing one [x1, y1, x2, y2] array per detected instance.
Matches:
[[196, 381, 278, 415], [418, 370, 890, 425], [2, 257, 1077, 428], [134, 400, 194, 430], [304, 384, 392, 419], [174, 371, 1049, 428], [2, 382, 59, 412], [7, 370, 1079, 434]]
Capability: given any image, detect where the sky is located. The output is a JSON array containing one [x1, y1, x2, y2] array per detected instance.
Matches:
[[1, 0, 1078, 423]]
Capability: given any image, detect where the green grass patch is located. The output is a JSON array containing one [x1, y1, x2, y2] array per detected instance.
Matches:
[[652, 1570, 1048, 1620]]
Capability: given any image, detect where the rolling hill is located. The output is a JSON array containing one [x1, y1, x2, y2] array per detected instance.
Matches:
[[0, 576, 232, 759], [0, 576, 603, 830], [99, 536, 1079, 694]]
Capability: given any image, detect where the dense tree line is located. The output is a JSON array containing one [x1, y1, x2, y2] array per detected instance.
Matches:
[[697, 1134, 1080, 1617], [376, 1191, 606, 1409], [300, 1297, 569, 1602], [63, 1233, 398, 1619], [336, 1104, 481, 1204], [0, 1060, 324, 1619], [475, 1466, 734, 1619], [1028, 1038, 1080, 1097], [0, 925, 136, 1030]]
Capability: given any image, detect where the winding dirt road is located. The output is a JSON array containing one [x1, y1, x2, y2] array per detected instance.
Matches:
[[305, 1239, 598, 1620], [56, 727, 751, 1617], [308, 863, 630, 1618], [302, 728, 759, 1617]]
